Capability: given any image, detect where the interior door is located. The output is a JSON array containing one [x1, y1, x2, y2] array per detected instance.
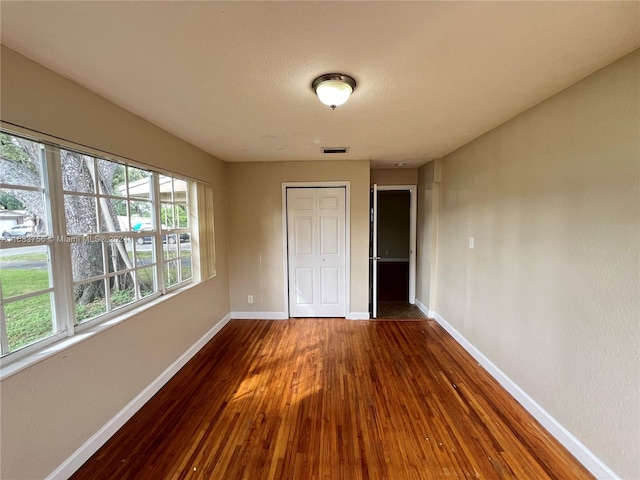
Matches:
[[370, 184, 379, 318], [287, 187, 346, 317]]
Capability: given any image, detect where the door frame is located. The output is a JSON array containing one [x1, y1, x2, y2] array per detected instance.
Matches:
[[372, 185, 417, 308], [282, 181, 351, 318]]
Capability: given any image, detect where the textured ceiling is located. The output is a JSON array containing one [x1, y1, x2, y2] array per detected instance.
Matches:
[[1, 1, 638, 168]]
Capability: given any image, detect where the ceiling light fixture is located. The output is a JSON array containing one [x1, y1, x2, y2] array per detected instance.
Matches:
[[312, 73, 357, 110]]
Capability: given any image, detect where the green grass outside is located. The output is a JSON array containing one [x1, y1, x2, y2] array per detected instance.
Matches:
[[0, 268, 51, 297], [0, 253, 48, 262], [128, 250, 154, 262], [75, 295, 107, 323], [0, 269, 53, 351], [1, 262, 182, 352]]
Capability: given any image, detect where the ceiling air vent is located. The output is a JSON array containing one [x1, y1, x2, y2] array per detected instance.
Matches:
[[321, 147, 349, 154]]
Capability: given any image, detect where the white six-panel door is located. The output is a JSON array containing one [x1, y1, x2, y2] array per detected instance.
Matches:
[[287, 187, 346, 317]]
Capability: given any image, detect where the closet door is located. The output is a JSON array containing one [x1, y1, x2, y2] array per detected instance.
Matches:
[[287, 187, 346, 317]]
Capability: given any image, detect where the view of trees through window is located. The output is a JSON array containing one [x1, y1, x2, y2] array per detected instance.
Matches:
[[0, 131, 194, 356]]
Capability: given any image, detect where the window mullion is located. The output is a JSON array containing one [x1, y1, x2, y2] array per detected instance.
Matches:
[[102, 241, 111, 312], [45, 146, 76, 336], [0, 183, 44, 192], [152, 173, 165, 294], [0, 285, 8, 354], [92, 157, 101, 234]]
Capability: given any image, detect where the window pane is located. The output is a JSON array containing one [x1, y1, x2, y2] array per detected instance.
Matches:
[[176, 204, 188, 228], [161, 204, 174, 229], [126, 238, 135, 264], [61, 150, 96, 193], [131, 202, 152, 226], [0, 188, 25, 211], [181, 256, 192, 282], [4, 292, 54, 352], [133, 241, 154, 267], [98, 159, 126, 197], [1, 133, 44, 188], [71, 242, 104, 281], [0, 245, 51, 298], [65, 195, 98, 235], [134, 231, 154, 247], [106, 242, 134, 274], [75, 279, 106, 323], [0, 190, 49, 237], [128, 167, 152, 199], [102, 198, 129, 232], [164, 260, 179, 288], [110, 277, 134, 309], [137, 266, 156, 298], [158, 175, 173, 202], [133, 217, 154, 236], [179, 233, 191, 255], [163, 235, 178, 259], [173, 178, 188, 203]]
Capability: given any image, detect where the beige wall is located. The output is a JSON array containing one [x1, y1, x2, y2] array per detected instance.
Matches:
[[422, 50, 639, 478], [370, 167, 418, 185], [0, 46, 231, 479], [227, 161, 370, 315], [416, 161, 436, 308]]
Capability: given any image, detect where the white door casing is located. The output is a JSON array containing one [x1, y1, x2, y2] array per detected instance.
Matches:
[[287, 187, 346, 317], [376, 185, 417, 304], [370, 184, 417, 319]]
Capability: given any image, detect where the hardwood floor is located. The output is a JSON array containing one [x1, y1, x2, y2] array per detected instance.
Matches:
[[71, 319, 593, 479]]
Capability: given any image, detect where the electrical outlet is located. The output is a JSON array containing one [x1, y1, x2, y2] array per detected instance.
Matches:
[[469, 237, 475, 249], [247, 295, 254, 304]]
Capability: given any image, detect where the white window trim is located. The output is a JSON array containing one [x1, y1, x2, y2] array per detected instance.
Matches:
[[0, 127, 210, 370]]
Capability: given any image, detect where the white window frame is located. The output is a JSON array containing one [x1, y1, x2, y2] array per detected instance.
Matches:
[[157, 174, 193, 292], [0, 138, 65, 357], [59, 151, 163, 327], [0, 129, 205, 366]]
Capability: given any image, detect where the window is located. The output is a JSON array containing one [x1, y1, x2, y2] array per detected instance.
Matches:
[[159, 175, 192, 288], [61, 150, 164, 323], [0, 134, 58, 355], [0, 131, 206, 360]]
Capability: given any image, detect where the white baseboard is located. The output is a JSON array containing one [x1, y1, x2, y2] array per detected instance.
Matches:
[[414, 298, 431, 318], [231, 311, 370, 320], [231, 311, 288, 320], [417, 303, 619, 480], [46, 313, 232, 480]]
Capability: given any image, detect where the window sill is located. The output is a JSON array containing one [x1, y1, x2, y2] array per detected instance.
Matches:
[[0, 281, 198, 381]]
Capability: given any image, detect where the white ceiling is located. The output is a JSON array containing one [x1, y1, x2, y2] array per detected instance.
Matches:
[[1, 1, 638, 168]]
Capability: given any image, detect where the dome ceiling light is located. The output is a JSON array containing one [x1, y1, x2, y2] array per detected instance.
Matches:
[[312, 73, 357, 110]]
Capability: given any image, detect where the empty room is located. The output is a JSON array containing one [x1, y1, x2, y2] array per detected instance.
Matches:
[[0, 2, 638, 479]]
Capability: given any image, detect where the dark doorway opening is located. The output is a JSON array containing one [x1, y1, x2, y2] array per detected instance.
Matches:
[[377, 190, 411, 302]]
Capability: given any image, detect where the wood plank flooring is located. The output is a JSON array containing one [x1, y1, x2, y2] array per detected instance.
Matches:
[[71, 319, 594, 479]]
